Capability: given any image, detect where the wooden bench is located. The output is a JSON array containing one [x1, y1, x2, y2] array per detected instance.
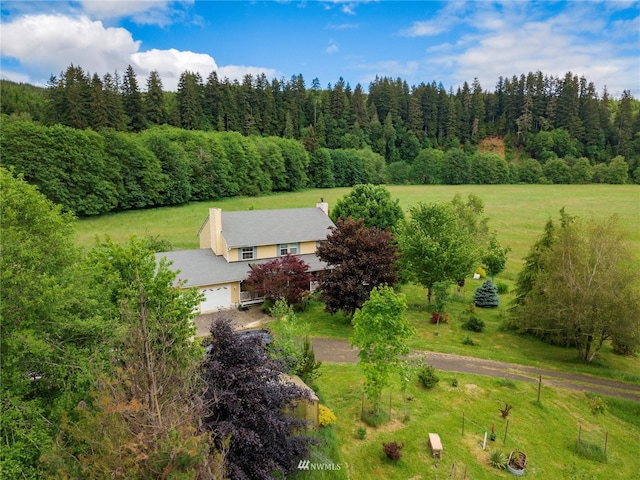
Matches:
[[428, 433, 442, 458]]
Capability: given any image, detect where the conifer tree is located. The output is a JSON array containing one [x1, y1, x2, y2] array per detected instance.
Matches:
[[177, 70, 204, 130], [473, 280, 500, 308], [122, 64, 146, 131], [101, 71, 127, 130], [144, 70, 166, 125]]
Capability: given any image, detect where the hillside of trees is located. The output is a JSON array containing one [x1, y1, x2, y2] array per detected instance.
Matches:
[[1, 65, 639, 216]]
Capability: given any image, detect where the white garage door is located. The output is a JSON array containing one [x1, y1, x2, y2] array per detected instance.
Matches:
[[200, 286, 231, 312]]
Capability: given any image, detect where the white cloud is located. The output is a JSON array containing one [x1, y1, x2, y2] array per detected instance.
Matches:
[[131, 51, 278, 90], [0, 69, 33, 84], [320, 0, 377, 15], [326, 41, 339, 54], [217, 65, 279, 82], [408, 2, 639, 97], [0, 14, 139, 78], [131, 48, 216, 89], [400, 1, 468, 37], [80, 1, 170, 19], [1, 12, 279, 91], [79, 0, 193, 26]]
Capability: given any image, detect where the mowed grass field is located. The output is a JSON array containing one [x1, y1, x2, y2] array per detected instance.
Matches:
[[76, 184, 640, 280]]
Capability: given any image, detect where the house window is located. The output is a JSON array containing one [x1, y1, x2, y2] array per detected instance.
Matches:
[[279, 243, 299, 256], [241, 247, 255, 260]]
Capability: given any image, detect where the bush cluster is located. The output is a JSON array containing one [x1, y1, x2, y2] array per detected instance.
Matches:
[[318, 404, 337, 427], [417, 365, 440, 389], [489, 450, 508, 469], [463, 316, 485, 332], [382, 442, 404, 461], [586, 394, 607, 416]]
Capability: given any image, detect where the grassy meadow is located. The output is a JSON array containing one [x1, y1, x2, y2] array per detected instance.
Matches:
[[75, 184, 640, 280], [76, 184, 640, 378], [75, 184, 640, 479]]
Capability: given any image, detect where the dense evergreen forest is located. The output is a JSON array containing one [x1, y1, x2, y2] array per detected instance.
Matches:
[[1, 65, 638, 216]]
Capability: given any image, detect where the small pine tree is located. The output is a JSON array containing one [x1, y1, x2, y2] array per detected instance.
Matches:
[[474, 280, 500, 308], [295, 336, 322, 384]]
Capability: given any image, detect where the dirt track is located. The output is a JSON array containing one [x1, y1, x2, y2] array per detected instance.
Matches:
[[195, 309, 640, 402], [310, 337, 640, 402]]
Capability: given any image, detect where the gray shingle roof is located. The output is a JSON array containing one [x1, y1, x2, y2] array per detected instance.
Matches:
[[156, 250, 327, 288], [221, 207, 334, 248]]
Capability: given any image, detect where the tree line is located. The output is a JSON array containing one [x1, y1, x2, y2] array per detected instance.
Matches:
[[2, 65, 639, 164], [1, 115, 635, 217]]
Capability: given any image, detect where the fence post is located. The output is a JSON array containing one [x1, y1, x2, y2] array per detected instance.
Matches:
[[503, 419, 509, 444], [462, 411, 465, 436], [537, 375, 542, 403], [483, 431, 487, 450]]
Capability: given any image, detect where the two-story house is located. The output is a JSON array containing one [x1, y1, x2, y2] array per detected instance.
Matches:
[[156, 201, 335, 312]]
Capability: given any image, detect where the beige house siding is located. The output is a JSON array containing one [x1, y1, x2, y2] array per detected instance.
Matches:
[[199, 208, 225, 253], [299, 241, 317, 255], [257, 245, 277, 259], [282, 374, 319, 429], [226, 242, 319, 262], [199, 219, 212, 249]]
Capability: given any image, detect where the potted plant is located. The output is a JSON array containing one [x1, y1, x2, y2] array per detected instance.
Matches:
[[507, 450, 526, 476]]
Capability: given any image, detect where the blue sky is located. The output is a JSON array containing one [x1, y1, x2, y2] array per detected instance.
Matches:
[[1, 1, 639, 97]]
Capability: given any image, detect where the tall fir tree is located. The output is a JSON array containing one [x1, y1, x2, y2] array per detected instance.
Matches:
[[144, 70, 167, 125], [122, 64, 146, 131], [176, 70, 204, 130]]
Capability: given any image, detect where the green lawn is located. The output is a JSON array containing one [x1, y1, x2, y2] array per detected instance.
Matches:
[[76, 184, 640, 381], [75, 184, 640, 279], [310, 364, 640, 480]]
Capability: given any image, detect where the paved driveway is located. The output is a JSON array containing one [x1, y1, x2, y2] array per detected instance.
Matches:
[[194, 306, 273, 337]]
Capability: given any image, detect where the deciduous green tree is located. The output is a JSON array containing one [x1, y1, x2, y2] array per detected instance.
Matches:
[[351, 286, 413, 412], [511, 214, 640, 361], [307, 148, 335, 188], [331, 183, 404, 231], [482, 231, 510, 279], [397, 201, 477, 304], [48, 237, 215, 478], [442, 148, 470, 184], [0, 169, 111, 479]]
